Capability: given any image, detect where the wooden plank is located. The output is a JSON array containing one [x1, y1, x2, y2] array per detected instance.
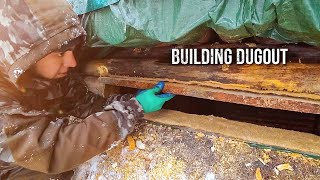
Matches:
[[84, 59, 320, 101], [144, 110, 320, 156], [98, 76, 320, 114], [104, 43, 320, 63]]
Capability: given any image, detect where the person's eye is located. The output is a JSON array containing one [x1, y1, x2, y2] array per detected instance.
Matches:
[[57, 52, 63, 57]]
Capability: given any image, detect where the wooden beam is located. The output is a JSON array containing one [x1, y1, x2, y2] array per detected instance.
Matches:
[[98, 76, 320, 114], [83, 58, 320, 114], [145, 110, 320, 156], [104, 43, 320, 62], [84, 59, 320, 100]]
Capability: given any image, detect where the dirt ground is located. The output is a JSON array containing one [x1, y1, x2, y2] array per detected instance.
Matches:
[[73, 120, 320, 180]]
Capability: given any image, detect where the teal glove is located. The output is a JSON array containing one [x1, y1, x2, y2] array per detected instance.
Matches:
[[136, 81, 175, 113]]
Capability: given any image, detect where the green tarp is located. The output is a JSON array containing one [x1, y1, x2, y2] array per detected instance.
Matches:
[[67, 0, 119, 15], [82, 0, 320, 47]]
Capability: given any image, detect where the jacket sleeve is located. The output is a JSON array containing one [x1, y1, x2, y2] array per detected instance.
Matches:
[[58, 74, 135, 118], [0, 97, 143, 174]]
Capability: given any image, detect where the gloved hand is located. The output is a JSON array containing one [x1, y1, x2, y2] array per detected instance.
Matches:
[[136, 81, 175, 113]]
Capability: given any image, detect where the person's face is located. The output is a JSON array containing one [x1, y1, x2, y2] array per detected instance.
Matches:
[[34, 51, 77, 79]]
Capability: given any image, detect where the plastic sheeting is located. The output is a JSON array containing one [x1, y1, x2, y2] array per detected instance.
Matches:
[[66, 0, 119, 15], [82, 0, 320, 47], [81, 0, 213, 47]]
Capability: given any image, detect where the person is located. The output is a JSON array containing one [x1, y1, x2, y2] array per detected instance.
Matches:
[[0, 1, 174, 179]]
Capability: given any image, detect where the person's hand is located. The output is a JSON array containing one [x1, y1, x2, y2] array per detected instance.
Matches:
[[136, 81, 175, 113]]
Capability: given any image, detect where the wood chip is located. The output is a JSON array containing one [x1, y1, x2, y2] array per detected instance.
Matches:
[[196, 132, 205, 138], [255, 167, 263, 180], [127, 135, 136, 150], [262, 153, 271, 164], [276, 164, 294, 171]]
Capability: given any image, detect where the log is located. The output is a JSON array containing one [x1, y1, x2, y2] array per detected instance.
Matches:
[[83, 59, 320, 100], [84, 77, 319, 133], [104, 43, 320, 63], [145, 110, 320, 156], [82, 58, 320, 114], [98, 76, 320, 114]]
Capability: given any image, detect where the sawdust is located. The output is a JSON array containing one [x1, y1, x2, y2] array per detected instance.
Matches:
[[73, 121, 320, 180]]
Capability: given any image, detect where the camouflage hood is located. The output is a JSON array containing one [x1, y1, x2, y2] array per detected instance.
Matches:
[[0, 0, 86, 85]]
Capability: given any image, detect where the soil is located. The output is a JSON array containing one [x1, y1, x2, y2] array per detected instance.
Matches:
[[73, 120, 320, 180]]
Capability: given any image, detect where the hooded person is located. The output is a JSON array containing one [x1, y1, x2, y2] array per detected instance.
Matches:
[[0, 0, 174, 179]]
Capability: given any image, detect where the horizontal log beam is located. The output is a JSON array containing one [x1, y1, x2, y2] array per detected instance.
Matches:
[[83, 56, 320, 114], [99, 76, 320, 114], [145, 110, 320, 156], [84, 59, 320, 100], [104, 43, 320, 62]]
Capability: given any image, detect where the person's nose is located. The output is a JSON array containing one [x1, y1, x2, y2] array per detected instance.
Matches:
[[63, 51, 77, 68]]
